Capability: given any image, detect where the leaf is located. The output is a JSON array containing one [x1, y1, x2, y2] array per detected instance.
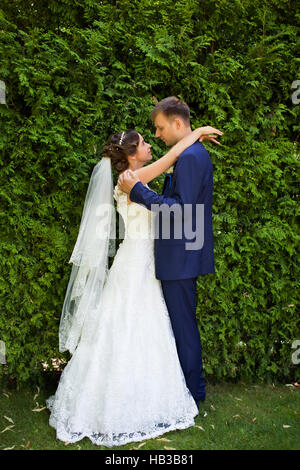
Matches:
[[233, 414, 240, 418], [195, 425, 205, 431], [4, 416, 14, 424], [210, 424, 215, 429], [164, 446, 176, 450], [33, 386, 40, 401], [4, 445, 15, 450], [1, 425, 15, 433], [21, 441, 31, 449], [138, 442, 146, 448], [283, 425, 291, 428], [32, 406, 47, 412], [156, 438, 171, 442], [32, 401, 47, 412]]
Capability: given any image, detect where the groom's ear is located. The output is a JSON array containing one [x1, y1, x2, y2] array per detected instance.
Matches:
[[172, 117, 183, 130]]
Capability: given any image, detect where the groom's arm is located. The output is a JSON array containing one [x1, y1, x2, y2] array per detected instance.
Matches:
[[129, 181, 180, 210]]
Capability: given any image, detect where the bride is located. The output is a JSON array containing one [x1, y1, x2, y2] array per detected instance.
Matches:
[[46, 125, 220, 448]]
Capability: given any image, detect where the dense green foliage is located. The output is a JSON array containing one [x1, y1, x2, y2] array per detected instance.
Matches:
[[0, 0, 299, 386]]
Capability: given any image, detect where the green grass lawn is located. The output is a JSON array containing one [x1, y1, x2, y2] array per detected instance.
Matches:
[[0, 379, 299, 450]]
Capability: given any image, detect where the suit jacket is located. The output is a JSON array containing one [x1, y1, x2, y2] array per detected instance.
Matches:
[[129, 141, 215, 280]]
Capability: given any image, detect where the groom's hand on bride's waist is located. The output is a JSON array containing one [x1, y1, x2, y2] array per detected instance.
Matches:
[[117, 170, 141, 194]]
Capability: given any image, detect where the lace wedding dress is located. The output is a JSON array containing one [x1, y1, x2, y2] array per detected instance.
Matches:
[[46, 184, 198, 448]]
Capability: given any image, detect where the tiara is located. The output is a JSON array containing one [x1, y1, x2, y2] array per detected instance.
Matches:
[[119, 131, 125, 145]]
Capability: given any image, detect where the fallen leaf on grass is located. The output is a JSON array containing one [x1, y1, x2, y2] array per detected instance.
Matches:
[[164, 446, 176, 450], [3, 416, 14, 424], [194, 425, 205, 431], [33, 386, 40, 401], [252, 417, 257, 423], [203, 411, 208, 417], [2, 392, 9, 398], [233, 415, 240, 418], [20, 441, 31, 449], [283, 425, 291, 428], [156, 438, 171, 442], [1, 425, 15, 433], [32, 402, 46, 412], [234, 397, 242, 401], [4, 445, 15, 450], [130, 442, 147, 450], [210, 424, 215, 430], [210, 405, 216, 410]]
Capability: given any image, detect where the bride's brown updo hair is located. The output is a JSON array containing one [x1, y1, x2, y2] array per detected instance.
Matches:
[[102, 130, 140, 173]]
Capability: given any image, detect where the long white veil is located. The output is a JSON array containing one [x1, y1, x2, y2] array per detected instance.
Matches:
[[58, 157, 116, 354]]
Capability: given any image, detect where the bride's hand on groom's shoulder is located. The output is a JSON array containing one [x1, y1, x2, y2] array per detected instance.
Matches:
[[198, 126, 223, 145], [117, 170, 141, 194]]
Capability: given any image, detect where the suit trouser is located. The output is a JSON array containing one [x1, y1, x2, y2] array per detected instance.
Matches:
[[161, 277, 205, 405]]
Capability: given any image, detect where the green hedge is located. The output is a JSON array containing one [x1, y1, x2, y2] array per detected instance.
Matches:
[[0, 0, 299, 386]]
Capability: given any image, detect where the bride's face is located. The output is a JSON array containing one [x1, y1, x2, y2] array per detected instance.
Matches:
[[129, 133, 152, 166]]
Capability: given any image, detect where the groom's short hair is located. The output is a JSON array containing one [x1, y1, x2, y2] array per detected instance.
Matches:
[[151, 96, 190, 126]]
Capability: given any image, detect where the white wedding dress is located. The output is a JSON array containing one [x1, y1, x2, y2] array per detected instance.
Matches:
[[46, 184, 198, 448]]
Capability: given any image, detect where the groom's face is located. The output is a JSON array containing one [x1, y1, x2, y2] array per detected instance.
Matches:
[[154, 112, 181, 147]]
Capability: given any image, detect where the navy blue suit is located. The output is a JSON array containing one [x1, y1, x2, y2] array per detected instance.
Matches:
[[129, 141, 215, 405]]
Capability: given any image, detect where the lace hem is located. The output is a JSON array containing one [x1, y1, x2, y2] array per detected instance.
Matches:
[[46, 395, 198, 448]]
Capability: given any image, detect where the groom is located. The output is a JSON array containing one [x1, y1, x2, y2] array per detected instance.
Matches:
[[117, 96, 216, 408]]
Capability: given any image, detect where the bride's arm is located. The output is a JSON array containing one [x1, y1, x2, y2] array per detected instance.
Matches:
[[134, 128, 203, 185], [134, 125, 222, 185]]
